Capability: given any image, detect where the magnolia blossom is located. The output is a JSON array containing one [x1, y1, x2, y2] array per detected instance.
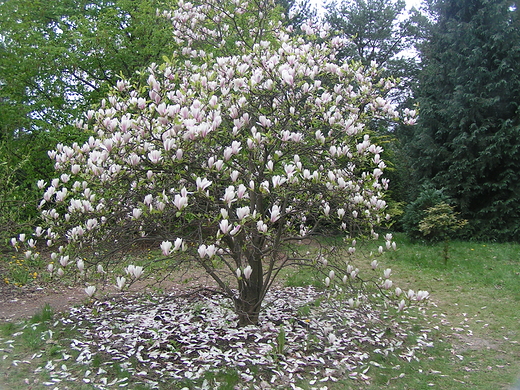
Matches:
[[60, 255, 69, 267], [383, 279, 393, 289], [243, 265, 253, 280], [270, 205, 281, 223], [416, 290, 430, 301], [236, 206, 250, 221], [126, 265, 144, 279], [173, 237, 184, 251], [161, 240, 173, 256], [116, 276, 126, 290], [219, 219, 231, 234], [229, 225, 241, 236], [148, 150, 162, 163], [257, 220, 268, 233], [196, 177, 212, 191], [222, 186, 236, 206], [132, 208, 143, 219], [84, 285, 96, 297], [205, 244, 217, 258], [198, 244, 207, 258], [77, 259, 85, 272], [173, 194, 188, 210]]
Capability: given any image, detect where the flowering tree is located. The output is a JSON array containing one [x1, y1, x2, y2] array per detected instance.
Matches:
[[14, 0, 418, 326]]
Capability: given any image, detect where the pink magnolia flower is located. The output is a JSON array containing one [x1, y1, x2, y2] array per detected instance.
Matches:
[[116, 276, 126, 290], [126, 265, 144, 279], [219, 219, 231, 234], [236, 206, 250, 221], [198, 244, 207, 258], [173, 194, 188, 210], [270, 205, 281, 223], [383, 279, 393, 289], [148, 150, 162, 163], [173, 238, 184, 251], [222, 186, 236, 206], [196, 177, 212, 191]]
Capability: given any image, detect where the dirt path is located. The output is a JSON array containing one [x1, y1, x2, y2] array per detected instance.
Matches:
[[0, 282, 87, 321], [0, 270, 215, 322]]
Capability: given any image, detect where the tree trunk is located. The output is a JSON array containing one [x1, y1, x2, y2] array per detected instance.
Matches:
[[235, 259, 263, 326], [235, 290, 262, 326]]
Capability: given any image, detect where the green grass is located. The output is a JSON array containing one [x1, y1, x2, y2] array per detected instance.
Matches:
[[1, 236, 520, 389], [362, 234, 520, 390], [283, 235, 520, 389]]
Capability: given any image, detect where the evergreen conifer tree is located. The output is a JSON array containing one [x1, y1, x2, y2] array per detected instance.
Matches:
[[411, 0, 520, 240]]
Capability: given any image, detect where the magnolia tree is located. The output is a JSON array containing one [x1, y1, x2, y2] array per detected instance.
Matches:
[[13, 0, 421, 326]]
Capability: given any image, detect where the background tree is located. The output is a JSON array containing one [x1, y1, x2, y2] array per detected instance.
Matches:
[[276, 0, 317, 33], [0, 0, 177, 243], [15, 0, 417, 326], [324, 0, 426, 104], [324, 0, 428, 224], [409, 0, 520, 241]]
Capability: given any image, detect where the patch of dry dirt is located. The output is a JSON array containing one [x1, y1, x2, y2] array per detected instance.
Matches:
[[0, 267, 218, 322], [0, 281, 86, 321]]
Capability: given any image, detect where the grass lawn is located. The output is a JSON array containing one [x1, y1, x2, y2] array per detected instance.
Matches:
[[368, 235, 520, 390], [0, 234, 519, 389]]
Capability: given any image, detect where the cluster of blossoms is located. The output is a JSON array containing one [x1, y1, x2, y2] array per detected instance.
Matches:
[[12, 0, 420, 323], [321, 251, 430, 313]]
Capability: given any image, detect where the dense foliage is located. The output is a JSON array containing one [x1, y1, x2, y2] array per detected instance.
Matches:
[[0, 0, 177, 243], [410, 0, 520, 241], [401, 185, 452, 240]]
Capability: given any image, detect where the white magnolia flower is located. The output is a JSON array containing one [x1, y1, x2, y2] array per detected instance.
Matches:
[[116, 276, 126, 290], [84, 286, 96, 297], [161, 241, 173, 256], [243, 265, 253, 280], [126, 265, 144, 279]]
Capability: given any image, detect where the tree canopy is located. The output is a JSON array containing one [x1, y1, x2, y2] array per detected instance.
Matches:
[[0, 0, 176, 135], [12, 0, 418, 325], [325, 0, 426, 104]]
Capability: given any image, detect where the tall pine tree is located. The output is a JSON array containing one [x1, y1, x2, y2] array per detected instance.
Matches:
[[412, 0, 520, 241]]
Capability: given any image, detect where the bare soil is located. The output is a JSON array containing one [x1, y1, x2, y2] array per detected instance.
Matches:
[[0, 281, 86, 321], [0, 265, 218, 322]]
